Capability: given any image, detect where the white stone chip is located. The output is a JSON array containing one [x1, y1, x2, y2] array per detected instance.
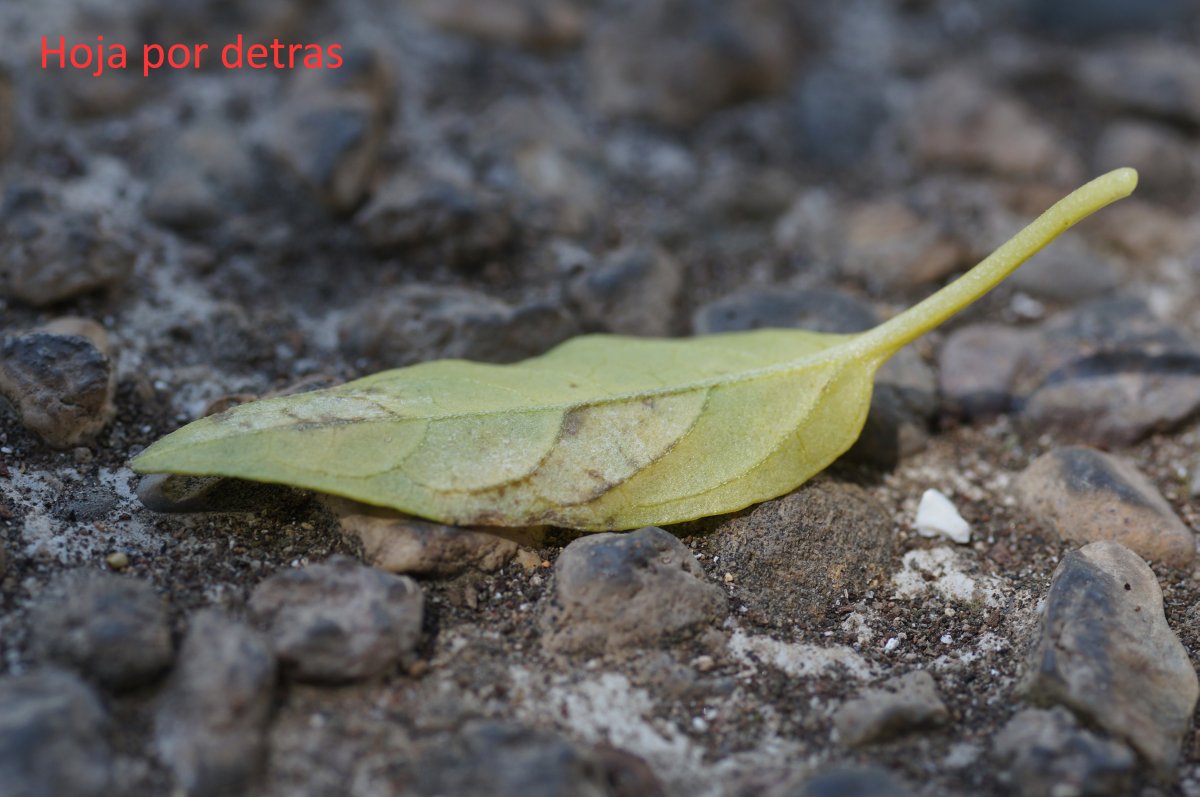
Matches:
[[915, 489, 972, 544]]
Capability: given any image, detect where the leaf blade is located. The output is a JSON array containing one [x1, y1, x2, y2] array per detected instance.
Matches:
[[132, 169, 1139, 530]]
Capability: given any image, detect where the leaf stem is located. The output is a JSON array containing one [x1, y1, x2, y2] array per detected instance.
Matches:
[[849, 167, 1138, 365]]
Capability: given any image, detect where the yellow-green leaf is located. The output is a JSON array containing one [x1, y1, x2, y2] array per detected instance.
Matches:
[[132, 168, 1138, 530]]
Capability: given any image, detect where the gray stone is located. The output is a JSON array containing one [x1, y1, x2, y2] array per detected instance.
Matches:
[[340, 284, 577, 365], [1022, 0, 1191, 37], [413, 721, 666, 797], [1093, 120, 1197, 201], [261, 50, 391, 213], [28, 569, 173, 690], [0, 320, 117, 448], [248, 556, 424, 682], [586, 0, 794, 126], [696, 161, 799, 223], [0, 66, 13, 160], [691, 288, 876, 336], [1080, 43, 1200, 125], [355, 174, 515, 264], [833, 670, 948, 747], [794, 64, 889, 167], [541, 526, 726, 655], [904, 70, 1069, 178], [992, 707, 1135, 797], [839, 196, 963, 293], [1023, 540, 1198, 772], [1007, 238, 1119, 303], [1016, 297, 1200, 445], [938, 324, 1036, 419], [0, 669, 113, 797], [405, 0, 584, 50], [1015, 447, 1195, 567], [776, 766, 915, 797], [514, 142, 608, 235], [336, 508, 519, 576], [569, 245, 683, 337], [0, 184, 137, 306], [145, 121, 258, 231], [710, 480, 893, 627], [156, 610, 277, 797]]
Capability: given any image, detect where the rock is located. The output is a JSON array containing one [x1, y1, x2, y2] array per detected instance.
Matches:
[[0, 319, 117, 448], [155, 610, 276, 797], [692, 288, 877, 336], [261, 50, 391, 213], [696, 160, 799, 222], [586, 0, 795, 126], [28, 569, 173, 690], [938, 324, 1036, 419], [833, 670, 948, 747], [0, 669, 113, 797], [1022, 0, 1191, 37], [0, 66, 13, 159], [1079, 43, 1200, 125], [776, 766, 916, 797], [540, 526, 726, 655], [914, 489, 971, 545], [1093, 120, 1197, 201], [514, 142, 608, 235], [248, 556, 423, 682], [692, 287, 936, 467], [336, 509, 519, 576], [839, 196, 963, 293], [355, 174, 516, 264], [1022, 540, 1198, 771], [0, 183, 137, 306], [1191, 456, 1200, 499], [1015, 447, 1195, 567], [1016, 297, 1200, 445], [774, 188, 841, 262], [413, 721, 666, 796], [710, 480, 893, 627], [407, 0, 584, 50], [568, 245, 683, 337], [340, 284, 577, 365], [992, 706, 1135, 797], [905, 71, 1071, 179], [1006, 236, 1119, 303], [794, 64, 889, 167], [144, 121, 258, 230], [1082, 199, 1195, 263]]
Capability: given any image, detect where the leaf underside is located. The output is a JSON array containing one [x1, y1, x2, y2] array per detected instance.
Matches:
[[132, 329, 873, 530], [131, 168, 1139, 531]]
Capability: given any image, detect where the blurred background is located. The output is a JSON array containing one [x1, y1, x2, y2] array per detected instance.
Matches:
[[4, 0, 1199, 397]]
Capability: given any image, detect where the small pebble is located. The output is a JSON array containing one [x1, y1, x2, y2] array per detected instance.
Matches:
[[540, 526, 726, 655], [28, 570, 173, 690], [248, 556, 424, 683], [1022, 540, 1198, 771], [0, 669, 114, 797], [833, 670, 948, 747], [1016, 446, 1195, 567], [915, 489, 972, 545], [105, 552, 129, 571]]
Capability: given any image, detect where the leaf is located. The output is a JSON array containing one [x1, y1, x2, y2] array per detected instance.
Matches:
[[132, 169, 1138, 530]]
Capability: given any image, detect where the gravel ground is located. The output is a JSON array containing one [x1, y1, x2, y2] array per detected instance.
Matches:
[[3, 1, 1200, 795]]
